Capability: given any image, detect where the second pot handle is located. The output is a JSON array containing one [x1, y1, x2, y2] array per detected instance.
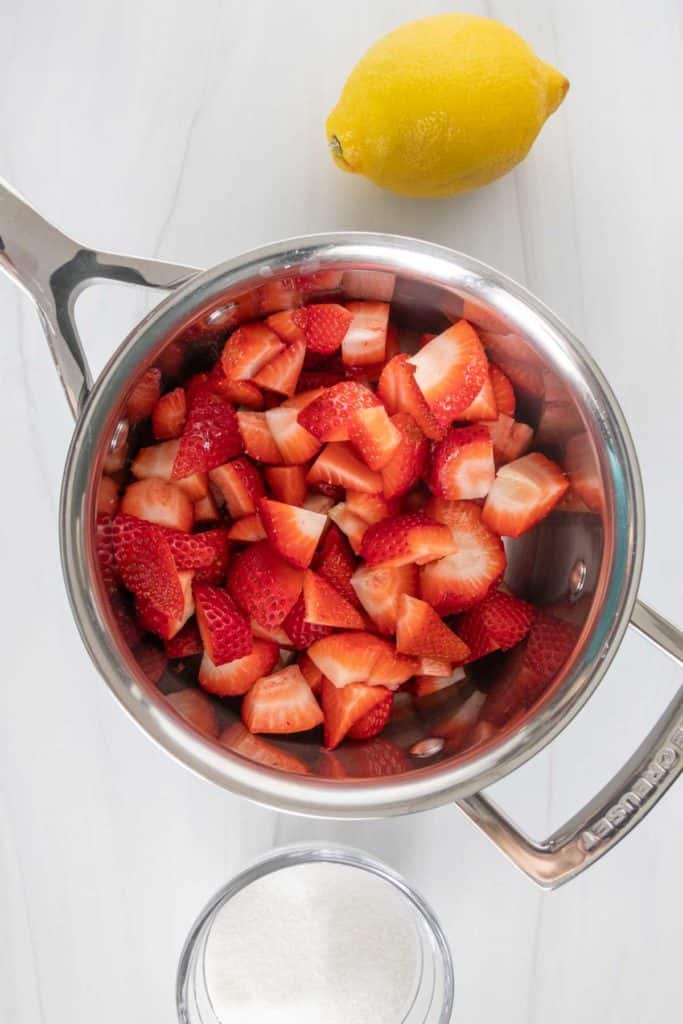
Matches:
[[0, 178, 200, 416], [457, 601, 683, 889]]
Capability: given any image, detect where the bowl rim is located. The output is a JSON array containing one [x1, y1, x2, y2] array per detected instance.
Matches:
[[59, 232, 644, 816]]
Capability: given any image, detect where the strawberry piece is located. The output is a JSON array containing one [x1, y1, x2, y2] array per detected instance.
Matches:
[[347, 689, 394, 741], [253, 336, 306, 397], [413, 666, 466, 698], [307, 442, 383, 493], [156, 525, 216, 570], [227, 513, 266, 542], [256, 280, 302, 315], [268, 304, 352, 355], [308, 632, 415, 689], [194, 582, 252, 666], [242, 665, 324, 734], [489, 364, 516, 417], [381, 412, 429, 500], [258, 498, 327, 569], [219, 722, 310, 775], [484, 414, 534, 466], [283, 594, 333, 649], [265, 407, 321, 464], [126, 367, 161, 424], [342, 268, 396, 302], [281, 387, 327, 411], [425, 496, 483, 529], [97, 476, 119, 517], [327, 503, 368, 553], [192, 529, 230, 584], [348, 404, 402, 471], [523, 611, 578, 681], [167, 688, 219, 737], [302, 492, 337, 515], [112, 514, 184, 618], [459, 374, 498, 421], [172, 393, 243, 479], [419, 511, 506, 614], [345, 491, 396, 525], [136, 569, 194, 640], [407, 320, 488, 424], [185, 372, 213, 406], [378, 354, 445, 441], [321, 678, 393, 749], [429, 425, 495, 501], [418, 657, 453, 676], [396, 594, 470, 662], [199, 640, 279, 697], [312, 524, 360, 607], [209, 361, 265, 410], [152, 387, 187, 440], [131, 440, 208, 501], [236, 411, 282, 464], [209, 458, 264, 518], [250, 619, 292, 646], [360, 513, 456, 567], [121, 478, 194, 532], [265, 465, 307, 506], [228, 540, 303, 629], [221, 322, 285, 381], [298, 652, 324, 694], [165, 619, 203, 659], [297, 382, 380, 443], [350, 563, 417, 635], [342, 302, 390, 366], [482, 453, 569, 537], [455, 591, 535, 659], [302, 569, 365, 629]]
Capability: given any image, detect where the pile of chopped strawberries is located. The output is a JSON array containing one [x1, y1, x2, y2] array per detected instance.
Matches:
[[97, 295, 573, 752]]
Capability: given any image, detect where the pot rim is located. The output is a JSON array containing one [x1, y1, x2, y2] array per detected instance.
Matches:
[[59, 232, 644, 817]]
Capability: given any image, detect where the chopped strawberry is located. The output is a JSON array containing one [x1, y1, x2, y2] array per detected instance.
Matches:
[[256, 280, 302, 315], [194, 492, 221, 524], [327, 503, 368, 553], [413, 666, 466, 698], [156, 525, 218, 570], [250, 619, 292, 646], [418, 657, 454, 676], [345, 491, 396, 525], [199, 640, 279, 697], [191, 529, 230, 584], [396, 594, 470, 662], [152, 387, 187, 440], [112, 514, 184, 618], [269, 304, 352, 355], [406, 320, 488, 425], [209, 458, 264, 518], [265, 407, 321, 464], [167, 688, 219, 737], [209, 361, 265, 410], [165, 619, 203, 658], [381, 412, 429, 500], [312, 524, 359, 606], [429, 425, 495, 501], [193, 582, 252, 666], [419, 511, 506, 614], [297, 382, 380, 443], [298, 652, 324, 694], [350, 563, 417, 635], [425, 496, 483, 529], [242, 665, 324, 734], [283, 593, 333, 649], [221, 322, 285, 381], [302, 569, 365, 629], [136, 568, 195, 640], [459, 374, 498, 421], [227, 513, 266, 542], [489, 364, 516, 417], [484, 414, 534, 466], [120, 478, 194, 532], [126, 367, 161, 424], [131, 440, 208, 501], [307, 443, 383, 494], [346, 689, 394, 741], [236, 411, 282, 463], [378, 354, 445, 440], [228, 540, 303, 629], [342, 302, 390, 366], [265, 465, 307, 506], [185, 372, 213, 406], [302, 492, 337, 515], [172, 393, 243, 479], [348, 404, 402, 471], [360, 513, 456, 567], [253, 336, 306, 397], [308, 632, 415, 689], [258, 498, 327, 568], [219, 722, 310, 775], [454, 591, 535, 659], [97, 476, 119, 517], [482, 453, 569, 537], [321, 678, 393, 749]]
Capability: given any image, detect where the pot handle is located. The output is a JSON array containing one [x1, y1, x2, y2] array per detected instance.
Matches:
[[0, 178, 200, 416], [457, 600, 683, 889]]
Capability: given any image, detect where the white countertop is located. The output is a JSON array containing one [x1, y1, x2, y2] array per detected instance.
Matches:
[[2, 2, 682, 1022]]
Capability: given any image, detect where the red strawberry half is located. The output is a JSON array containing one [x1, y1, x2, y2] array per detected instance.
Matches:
[[265, 406, 321, 464], [312, 524, 360, 607], [228, 540, 303, 629], [172, 393, 243, 479], [348, 404, 402, 471], [194, 583, 252, 666], [297, 381, 380, 443], [489, 364, 516, 417], [152, 387, 187, 440], [308, 443, 383, 494], [165, 619, 203, 659], [237, 411, 282, 464], [429, 425, 495, 501], [209, 458, 264, 518], [221, 322, 284, 381], [308, 632, 415, 689], [282, 593, 333, 650], [268, 304, 352, 355], [454, 591, 535, 660], [136, 568, 195, 640], [381, 412, 429, 500], [378, 354, 445, 441], [253, 336, 306, 397], [112, 514, 184, 619], [265, 465, 307, 506], [121, 478, 194, 532]]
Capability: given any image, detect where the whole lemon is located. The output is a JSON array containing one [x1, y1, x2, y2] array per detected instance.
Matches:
[[326, 14, 568, 198]]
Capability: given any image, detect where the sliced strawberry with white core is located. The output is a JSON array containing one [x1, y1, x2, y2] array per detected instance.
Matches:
[[298, 652, 324, 694], [241, 665, 324, 735], [131, 440, 208, 501], [348, 404, 402, 471], [313, 524, 360, 606], [136, 568, 195, 640], [489, 364, 516, 417], [417, 656, 453, 677], [258, 498, 327, 568], [252, 336, 306, 397], [297, 382, 380, 443], [237, 411, 282, 464], [193, 492, 220, 524], [396, 594, 470, 662], [199, 640, 279, 697], [302, 492, 336, 515], [265, 465, 307, 506], [342, 302, 390, 366], [459, 374, 498, 421], [429, 425, 495, 501], [419, 512, 506, 614], [269, 305, 352, 355], [227, 540, 303, 629], [152, 386, 187, 440], [308, 632, 415, 689], [226, 513, 266, 542], [327, 503, 368, 553], [121, 478, 194, 532], [302, 569, 365, 629], [381, 412, 429, 500], [482, 453, 569, 537], [321, 678, 393, 749], [307, 443, 383, 494], [360, 513, 456, 567], [250, 619, 292, 646], [282, 594, 333, 649], [345, 491, 396, 525], [265, 406, 321, 464], [378, 354, 445, 441], [346, 689, 394, 741], [350, 563, 417, 635], [484, 414, 534, 466], [413, 666, 466, 698], [209, 458, 264, 518], [221, 322, 285, 381], [194, 583, 252, 666], [407, 320, 488, 424]]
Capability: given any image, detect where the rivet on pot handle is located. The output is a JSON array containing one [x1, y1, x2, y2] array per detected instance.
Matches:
[[458, 601, 683, 889], [0, 178, 200, 417]]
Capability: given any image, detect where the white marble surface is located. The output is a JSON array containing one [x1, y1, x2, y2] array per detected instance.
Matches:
[[1, 1, 682, 1021]]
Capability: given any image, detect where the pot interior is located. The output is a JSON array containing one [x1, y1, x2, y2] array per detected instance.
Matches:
[[88, 252, 625, 791]]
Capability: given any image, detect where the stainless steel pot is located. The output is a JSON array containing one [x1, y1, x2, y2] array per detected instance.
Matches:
[[2, 178, 680, 889]]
